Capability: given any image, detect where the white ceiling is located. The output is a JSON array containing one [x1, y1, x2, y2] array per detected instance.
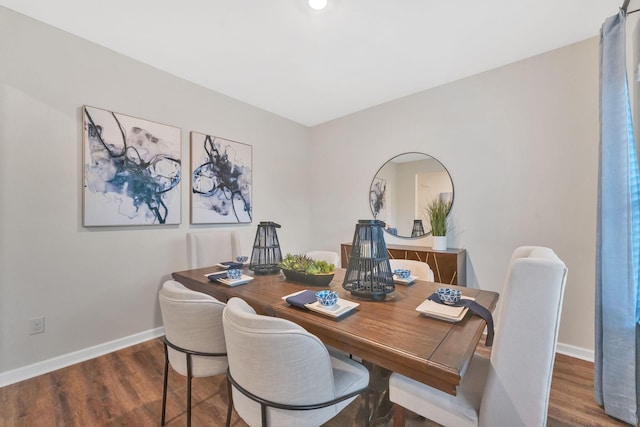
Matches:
[[0, 0, 624, 126]]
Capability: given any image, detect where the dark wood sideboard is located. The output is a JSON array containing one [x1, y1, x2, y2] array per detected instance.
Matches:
[[340, 242, 466, 286]]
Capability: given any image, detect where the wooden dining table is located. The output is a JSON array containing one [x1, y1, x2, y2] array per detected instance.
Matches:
[[171, 266, 499, 398]]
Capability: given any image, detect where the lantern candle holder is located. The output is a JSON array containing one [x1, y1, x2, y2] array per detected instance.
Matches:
[[411, 219, 425, 237], [249, 221, 283, 275], [342, 220, 395, 301]]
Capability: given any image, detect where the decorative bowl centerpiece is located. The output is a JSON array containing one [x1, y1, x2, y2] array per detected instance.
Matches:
[[236, 255, 249, 263], [437, 287, 461, 305], [315, 290, 339, 307], [279, 253, 335, 287]]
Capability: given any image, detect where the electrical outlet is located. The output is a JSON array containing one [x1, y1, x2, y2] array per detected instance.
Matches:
[[29, 316, 45, 335]]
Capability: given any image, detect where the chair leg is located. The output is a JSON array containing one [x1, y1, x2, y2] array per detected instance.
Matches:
[[393, 404, 406, 427], [261, 403, 268, 427], [186, 354, 193, 427], [364, 391, 371, 427], [225, 377, 233, 427], [161, 342, 169, 426]]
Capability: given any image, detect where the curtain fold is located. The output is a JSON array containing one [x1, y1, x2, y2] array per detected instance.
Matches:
[[595, 9, 640, 425]]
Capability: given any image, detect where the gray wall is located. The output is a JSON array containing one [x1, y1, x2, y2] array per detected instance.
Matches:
[[1, 5, 605, 381], [0, 7, 311, 377], [310, 38, 600, 354]]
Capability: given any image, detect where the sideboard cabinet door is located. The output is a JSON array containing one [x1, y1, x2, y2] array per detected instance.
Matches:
[[340, 243, 466, 286]]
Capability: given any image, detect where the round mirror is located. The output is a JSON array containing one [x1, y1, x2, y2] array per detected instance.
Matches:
[[369, 152, 453, 238]]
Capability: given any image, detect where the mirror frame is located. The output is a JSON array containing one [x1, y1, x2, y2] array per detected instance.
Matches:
[[369, 152, 454, 239]]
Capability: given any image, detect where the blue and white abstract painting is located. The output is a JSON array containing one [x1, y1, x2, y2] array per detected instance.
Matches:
[[83, 106, 182, 226], [190, 131, 252, 224]]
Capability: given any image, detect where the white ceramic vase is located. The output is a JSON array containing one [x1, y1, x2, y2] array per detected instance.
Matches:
[[432, 235, 447, 251]]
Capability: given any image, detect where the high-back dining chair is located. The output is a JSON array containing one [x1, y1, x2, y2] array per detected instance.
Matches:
[[305, 250, 340, 268], [158, 280, 230, 427], [222, 297, 370, 427], [389, 259, 435, 282], [389, 246, 568, 427], [187, 230, 241, 269]]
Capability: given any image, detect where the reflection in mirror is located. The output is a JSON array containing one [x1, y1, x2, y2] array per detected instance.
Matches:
[[369, 152, 453, 238]]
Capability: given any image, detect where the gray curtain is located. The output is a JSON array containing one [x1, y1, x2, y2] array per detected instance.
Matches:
[[595, 9, 640, 425]]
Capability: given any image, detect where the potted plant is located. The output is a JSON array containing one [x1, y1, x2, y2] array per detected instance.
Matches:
[[279, 253, 336, 286], [425, 198, 452, 250]]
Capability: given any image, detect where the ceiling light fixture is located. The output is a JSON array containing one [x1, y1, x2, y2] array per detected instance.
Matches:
[[308, 0, 328, 11]]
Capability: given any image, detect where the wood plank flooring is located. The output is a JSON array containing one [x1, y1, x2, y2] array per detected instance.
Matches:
[[0, 337, 631, 426]]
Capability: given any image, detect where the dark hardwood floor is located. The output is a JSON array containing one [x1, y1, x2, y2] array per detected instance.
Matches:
[[0, 337, 630, 426]]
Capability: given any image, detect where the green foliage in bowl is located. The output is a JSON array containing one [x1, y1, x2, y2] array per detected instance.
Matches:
[[279, 253, 335, 274]]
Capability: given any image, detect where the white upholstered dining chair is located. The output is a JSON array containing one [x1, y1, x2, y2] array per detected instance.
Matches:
[[222, 297, 370, 427], [388, 259, 435, 282], [187, 230, 241, 269], [158, 280, 230, 427], [389, 246, 568, 427], [305, 250, 340, 268]]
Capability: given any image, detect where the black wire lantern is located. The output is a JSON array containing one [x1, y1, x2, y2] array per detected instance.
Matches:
[[342, 220, 395, 301], [249, 221, 283, 275], [411, 219, 425, 237]]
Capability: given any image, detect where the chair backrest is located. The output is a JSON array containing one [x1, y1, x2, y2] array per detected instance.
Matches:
[[158, 280, 227, 377], [222, 297, 340, 426], [479, 246, 568, 427], [388, 259, 435, 282], [305, 250, 340, 268], [187, 230, 241, 269]]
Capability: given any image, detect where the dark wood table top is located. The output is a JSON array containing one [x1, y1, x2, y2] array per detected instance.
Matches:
[[171, 267, 499, 396]]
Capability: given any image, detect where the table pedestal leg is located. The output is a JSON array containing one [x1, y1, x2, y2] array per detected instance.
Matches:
[[361, 360, 394, 426]]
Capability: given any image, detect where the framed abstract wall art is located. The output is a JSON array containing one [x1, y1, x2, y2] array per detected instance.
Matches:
[[82, 105, 182, 226], [190, 131, 252, 224], [370, 177, 387, 221]]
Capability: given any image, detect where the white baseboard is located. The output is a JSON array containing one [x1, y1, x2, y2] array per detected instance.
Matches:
[[556, 342, 594, 362], [0, 327, 165, 388], [0, 329, 594, 388]]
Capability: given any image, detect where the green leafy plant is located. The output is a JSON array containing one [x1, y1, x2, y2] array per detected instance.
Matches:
[[425, 198, 452, 236], [279, 253, 335, 274]]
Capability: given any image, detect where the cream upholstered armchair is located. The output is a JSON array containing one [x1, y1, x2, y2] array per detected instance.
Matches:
[[389, 246, 568, 427], [158, 280, 229, 427], [187, 230, 241, 269], [222, 297, 370, 427], [388, 259, 435, 282], [305, 250, 340, 268]]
